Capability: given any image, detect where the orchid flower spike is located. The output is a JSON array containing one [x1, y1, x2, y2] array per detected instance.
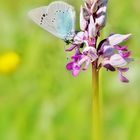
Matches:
[[65, 0, 133, 83]]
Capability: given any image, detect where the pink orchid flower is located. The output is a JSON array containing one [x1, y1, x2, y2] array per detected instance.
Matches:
[[98, 34, 132, 82], [65, 0, 133, 83]]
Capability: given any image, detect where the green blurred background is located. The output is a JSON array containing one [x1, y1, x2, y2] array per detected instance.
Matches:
[[0, 0, 140, 140]]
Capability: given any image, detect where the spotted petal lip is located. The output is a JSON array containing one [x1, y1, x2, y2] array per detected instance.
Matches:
[[66, 61, 81, 77], [72, 65, 81, 76], [83, 46, 98, 61]]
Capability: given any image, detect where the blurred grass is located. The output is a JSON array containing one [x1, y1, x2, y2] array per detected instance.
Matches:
[[0, 0, 140, 140]]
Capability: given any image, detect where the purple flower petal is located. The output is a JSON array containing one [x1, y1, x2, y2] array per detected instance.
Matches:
[[125, 58, 134, 63], [104, 64, 116, 71], [108, 34, 132, 46], [119, 71, 129, 83], [115, 45, 128, 51], [66, 62, 74, 70], [78, 56, 89, 66], [83, 46, 98, 62], [103, 45, 115, 57], [118, 67, 129, 72], [72, 66, 81, 77], [88, 37, 96, 46], [122, 51, 131, 58], [75, 48, 82, 55], [110, 54, 127, 67], [66, 45, 77, 52], [72, 54, 82, 61]]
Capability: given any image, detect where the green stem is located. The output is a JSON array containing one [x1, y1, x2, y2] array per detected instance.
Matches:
[[92, 63, 101, 140]]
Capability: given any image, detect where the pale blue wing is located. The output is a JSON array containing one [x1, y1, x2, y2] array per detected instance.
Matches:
[[54, 9, 75, 39], [28, 1, 76, 40]]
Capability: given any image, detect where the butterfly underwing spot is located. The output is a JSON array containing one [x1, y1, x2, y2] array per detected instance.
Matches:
[[40, 13, 48, 25]]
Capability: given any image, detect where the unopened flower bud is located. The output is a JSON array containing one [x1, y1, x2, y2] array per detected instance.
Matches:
[[88, 16, 97, 38], [80, 6, 88, 31], [95, 0, 108, 30]]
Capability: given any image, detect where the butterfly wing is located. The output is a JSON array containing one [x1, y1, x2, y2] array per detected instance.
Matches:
[[28, 1, 76, 40]]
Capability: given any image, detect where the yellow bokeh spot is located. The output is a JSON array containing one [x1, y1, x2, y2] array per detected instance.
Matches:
[[0, 52, 20, 74]]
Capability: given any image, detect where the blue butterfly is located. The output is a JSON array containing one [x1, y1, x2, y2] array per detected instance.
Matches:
[[28, 1, 76, 43]]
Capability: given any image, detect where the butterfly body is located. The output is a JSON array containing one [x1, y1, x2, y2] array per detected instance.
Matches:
[[29, 1, 76, 41]]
